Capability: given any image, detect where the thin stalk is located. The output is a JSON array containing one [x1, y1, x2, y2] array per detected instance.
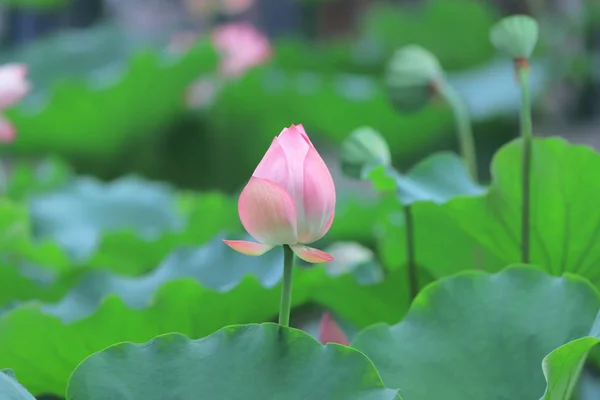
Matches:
[[439, 83, 478, 183], [403, 204, 418, 302], [278, 245, 295, 327], [0, 160, 6, 195], [516, 61, 533, 263]]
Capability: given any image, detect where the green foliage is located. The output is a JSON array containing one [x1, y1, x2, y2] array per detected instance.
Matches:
[[353, 267, 600, 400], [2, 25, 218, 178], [360, 0, 498, 71], [3, 0, 68, 9], [67, 324, 401, 399]]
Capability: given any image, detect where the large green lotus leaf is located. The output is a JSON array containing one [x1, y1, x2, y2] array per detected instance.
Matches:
[[0, 236, 408, 395], [352, 267, 600, 400], [3, 27, 217, 159], [446, 138, 600, 283], [0, 369, 35, 400], [66, 324, 401, 400], [30, 175, 185, 263]]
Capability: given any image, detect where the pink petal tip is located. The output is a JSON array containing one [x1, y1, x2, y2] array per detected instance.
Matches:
[[290, 244, 334, 264], [223, 240, 273, 256]]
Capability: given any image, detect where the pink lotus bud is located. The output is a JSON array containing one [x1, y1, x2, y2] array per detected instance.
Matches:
[[224, 124, 336, 263], [0, 63, 29, 110], [212, 22, 271, 79], [318, 312, 349, 346]]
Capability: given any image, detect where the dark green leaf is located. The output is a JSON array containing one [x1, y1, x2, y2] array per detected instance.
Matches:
[[66, 324, 401, 399]]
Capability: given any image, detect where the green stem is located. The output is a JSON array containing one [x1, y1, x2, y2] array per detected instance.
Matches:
[[278, 245, 295, 327], [0, 160, 7, 195], [403, 204, 418, 302], [517, 64, 533, 264], [440, 83, 478, 183]]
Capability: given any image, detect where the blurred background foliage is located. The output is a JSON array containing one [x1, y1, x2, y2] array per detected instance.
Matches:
[[1, 0, 597, 193]]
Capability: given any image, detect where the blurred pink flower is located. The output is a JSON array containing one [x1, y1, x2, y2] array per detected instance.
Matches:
[[0, 64, 29, 142], [318, 312, 349, 346], [224, 124, 336, 263], [212, 22, 271, 78]]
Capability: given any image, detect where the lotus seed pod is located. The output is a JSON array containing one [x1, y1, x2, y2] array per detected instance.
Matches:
[[385, 45, 445, 113], [490, 15, 539, 59], [340, 126, 391, 179]]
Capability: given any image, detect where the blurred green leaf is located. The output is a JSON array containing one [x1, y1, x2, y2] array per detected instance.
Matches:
[[67, 324, 401, 400], [30, 175, 185, 262], [6, 157, 73, 202], [353, 267, 600, 400], [0, 198, 69, 273], [3, 26, 218, 165], [3, 0, 68, 9], [360, 0, 499, 71], [84, 191, 238, 276], [0, 369, 34, 400], [367, 152, 485, 205]]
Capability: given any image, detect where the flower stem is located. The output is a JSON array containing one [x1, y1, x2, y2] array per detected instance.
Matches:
[[516, 60, 533, 264], [439, 83, 478, 183], [278, 245, 295, 327], [403, 204, 418, 302]]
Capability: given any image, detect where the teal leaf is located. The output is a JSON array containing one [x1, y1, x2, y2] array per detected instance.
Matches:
[[66, 324, 401, 399], [352, 267, 600, 400], [0, 369, 35, 400]]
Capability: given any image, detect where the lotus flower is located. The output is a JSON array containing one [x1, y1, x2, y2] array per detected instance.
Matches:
[[212, 22, 271, 78], [0, 64, 29, 142], [224, 124, 336, 263]]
